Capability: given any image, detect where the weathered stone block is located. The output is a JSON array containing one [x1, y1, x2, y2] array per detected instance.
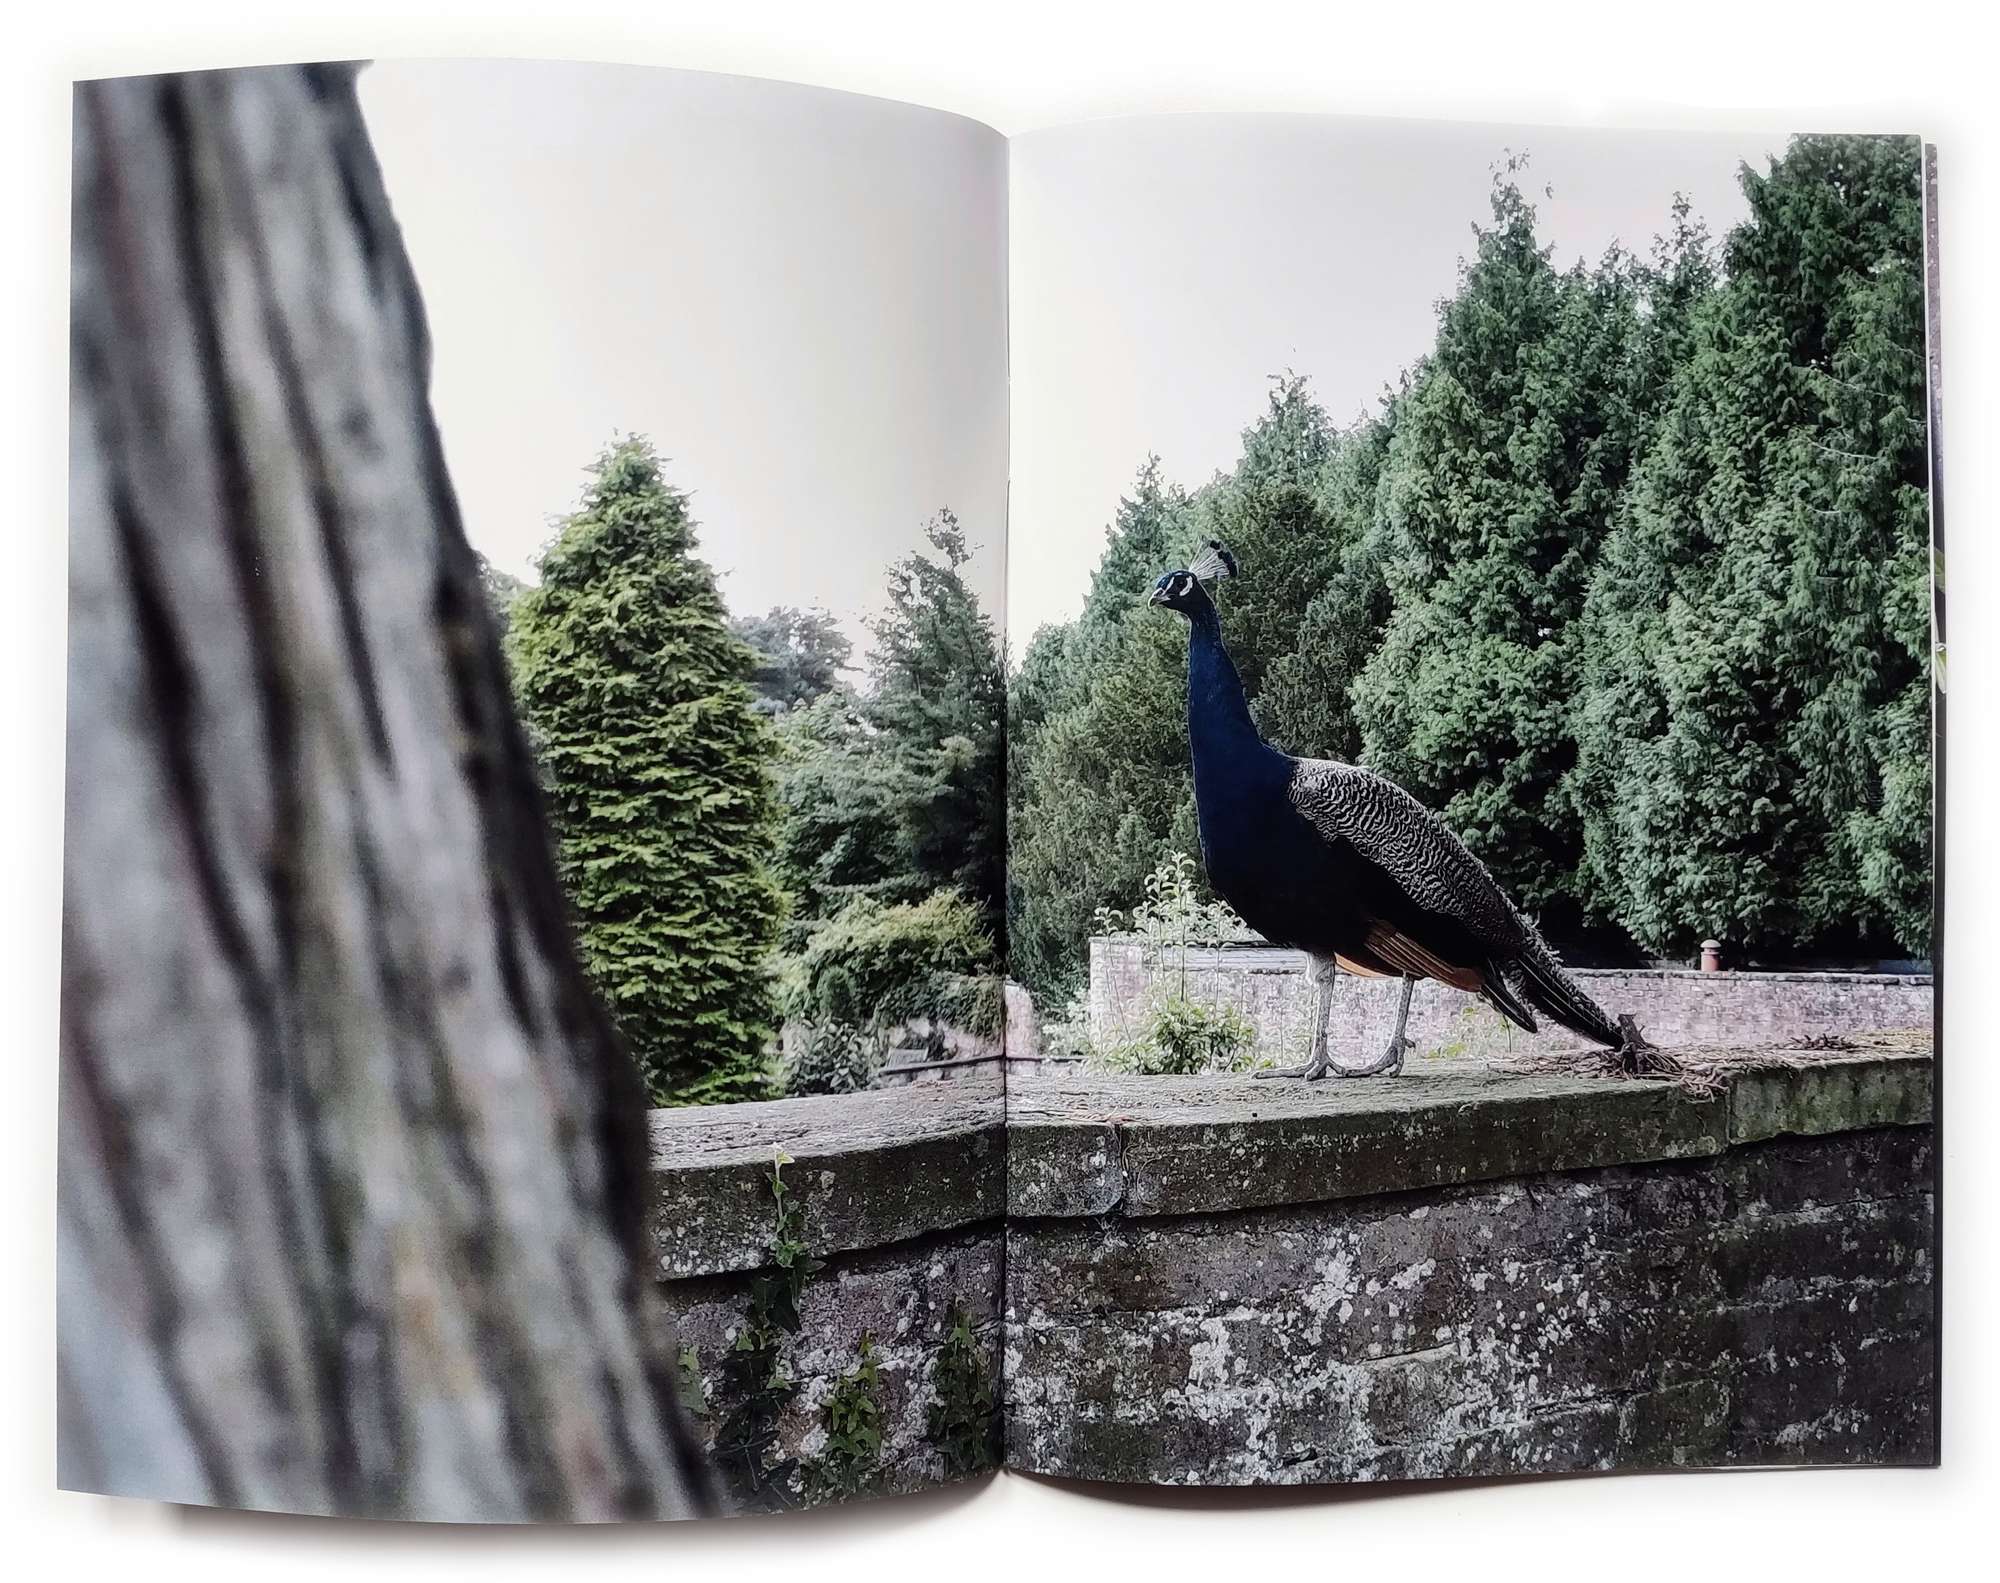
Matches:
[[660, 1226, 1004, 1499], [1730, 1054, 1934, 1144], [1005, 1054, 1936, 1485], [1009, 1067, 1732, 1220], [647, 1078, 1003, 1277]]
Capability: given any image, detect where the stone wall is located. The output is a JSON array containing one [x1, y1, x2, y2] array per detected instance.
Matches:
[[1004, 1039, 1936, 1484], [646, 1079, 1005, 1508], [648, 1040, 1935, 1499], [1087, 935, 1934, 1064]]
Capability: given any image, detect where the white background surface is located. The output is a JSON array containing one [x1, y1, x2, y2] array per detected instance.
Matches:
[[4, 3, 1994, 1577]]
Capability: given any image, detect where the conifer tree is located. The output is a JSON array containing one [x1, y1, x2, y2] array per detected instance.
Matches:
[[1006, 607, 1200, 1001], [1353, 166, 1650, 921], [1253, 406, 1400, 760], [1010, 458, 1193, 760], [1192, 376, 1346, 705], [769, 689, 915, 937], [1079, 455, 1193, 632], [863, 511, 1008, 937], [509, 438, 784, 1105], [731, 605, 852, 714], [474, 551, 527, 641], [1571, 135, 1931, 956], [1006, 461, 1209, 998]]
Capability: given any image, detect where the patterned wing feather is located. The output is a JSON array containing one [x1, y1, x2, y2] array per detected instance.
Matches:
[[1287, 759, 1527, 951]]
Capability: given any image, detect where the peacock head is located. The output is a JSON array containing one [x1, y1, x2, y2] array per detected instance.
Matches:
[[1149, 540, 1237, 616]]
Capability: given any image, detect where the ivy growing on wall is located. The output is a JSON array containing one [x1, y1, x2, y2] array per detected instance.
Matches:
[[710, 1151, 822, 1510], [801, 1338, 885, 1503], [926, 1306, 999, 1478]]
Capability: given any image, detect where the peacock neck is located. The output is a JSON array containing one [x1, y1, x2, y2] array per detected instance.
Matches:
[[1185, 606, 1281, 791]]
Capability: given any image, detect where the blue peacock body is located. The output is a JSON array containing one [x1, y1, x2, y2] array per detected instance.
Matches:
[[1151, 540, 1638, 1078]]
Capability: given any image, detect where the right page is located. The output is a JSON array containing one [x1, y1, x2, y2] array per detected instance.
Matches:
[[1002, 113, 1940, 1484]]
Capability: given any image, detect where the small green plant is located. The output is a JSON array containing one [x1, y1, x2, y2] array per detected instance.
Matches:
[[801, 1337, 884, 1504], [676, 1345, 708, 1420], [1109, 850, 1247, 988], [1086, 853, 1261, 1074], [758, 1148, 822, 1331], [1102, 994, 1258, 1076], [1037, 992, 1095, 1065], [712, 1150, 824, 1510], [926, 1307, 999, 1478]]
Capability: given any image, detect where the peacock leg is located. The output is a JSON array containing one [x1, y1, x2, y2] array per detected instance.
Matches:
[[1255, 955, 1337, 1079], [1329, 973, 1414, 1079]]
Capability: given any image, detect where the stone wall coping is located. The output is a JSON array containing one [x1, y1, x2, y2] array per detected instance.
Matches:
[[647, 1076, 1003, 1280], [1088, 936, 1933, 985], [1007, 1037, 1932, 1220], [646, 1040, 1931, 1278]]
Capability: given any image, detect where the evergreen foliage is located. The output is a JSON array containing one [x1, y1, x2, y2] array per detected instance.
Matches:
[[1352, 166, 1653, 919], [1004, 460, 1200, 989], [1005, 607, 1197, 1001], [1253, 407, 1400, 760], [508, 437, 784, 1106], [861, 511, 1008, 939], [785, 889, 1002, 1046], [766, 511, 1007, 960], [731, 605, 852, 714], [782, 1017, 878, 1097], [474, 551, 527, 641], [769, 690, 915, 937], [1570, 135, 1931, 955]]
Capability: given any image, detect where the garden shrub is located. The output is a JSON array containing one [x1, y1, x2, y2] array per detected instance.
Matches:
[[786, 889, 1002, 1049]]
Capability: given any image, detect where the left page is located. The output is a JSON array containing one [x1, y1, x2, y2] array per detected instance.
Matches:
[[61, 59, 1008, 1520]]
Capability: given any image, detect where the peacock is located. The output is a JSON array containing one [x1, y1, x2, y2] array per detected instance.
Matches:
[[1150, 540, 1656, 1079]]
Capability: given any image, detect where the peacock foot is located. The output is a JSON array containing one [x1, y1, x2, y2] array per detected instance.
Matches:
[[1254, 1052, 1334, 1080], [1327, 1036, 1409, 1079]]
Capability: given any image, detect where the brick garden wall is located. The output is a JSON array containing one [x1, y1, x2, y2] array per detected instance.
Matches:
[[1087, 936, 1933, 1065]]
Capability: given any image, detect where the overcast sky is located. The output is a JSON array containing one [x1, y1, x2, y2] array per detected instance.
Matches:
[[359, 60, 1008, 653], [359, 66, 1790, 657], [1008, 115, 1787, 642]]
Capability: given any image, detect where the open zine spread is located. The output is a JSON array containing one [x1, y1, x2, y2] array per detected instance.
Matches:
[[60, 59, 1941, 1520]]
